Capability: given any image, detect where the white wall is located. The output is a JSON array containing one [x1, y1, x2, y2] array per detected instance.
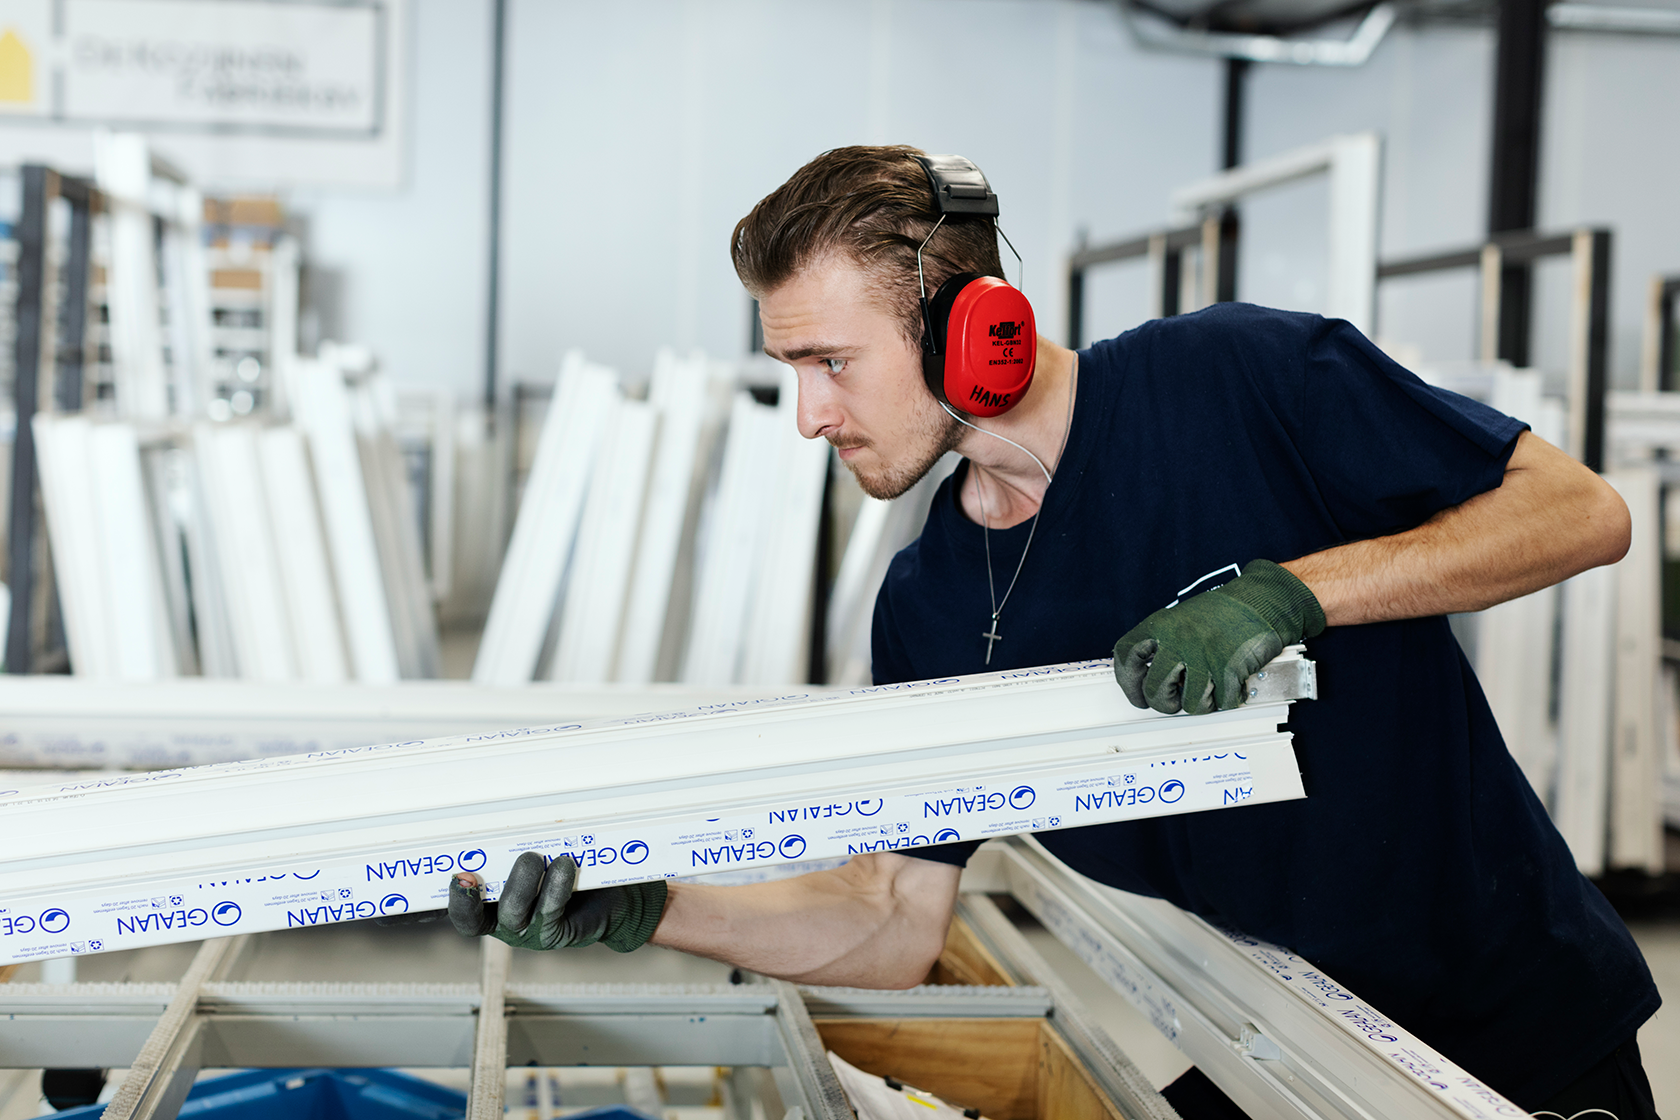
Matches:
[[494, 0, 1216, 385], [1242, 24, 1494, 367], [1540, 29, 1680, 389], [1237, 18, 1680, 390], [281, 0, 1680, 399], [286, 0, 492, 397]]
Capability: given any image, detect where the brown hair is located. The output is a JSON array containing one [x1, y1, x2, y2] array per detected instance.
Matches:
[[731, 145, 1005, 346]]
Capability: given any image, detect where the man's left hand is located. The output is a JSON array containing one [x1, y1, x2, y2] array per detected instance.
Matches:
[[1113, 559, 1324, 715], [449, 851, 667, 953]]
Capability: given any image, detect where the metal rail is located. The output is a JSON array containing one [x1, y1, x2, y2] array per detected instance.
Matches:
[[102, 936, 248, 1120], [1065, 134, 1380, 347], [1642, 272, 1679, 393], [7, 165, 98, 675], [1067, 219, 1613, 472], [0, 833, 1527, 1120], [466, 940, 510, 1120], [966, 837, 1525, 1120], [1379, 227, 1612, 470]]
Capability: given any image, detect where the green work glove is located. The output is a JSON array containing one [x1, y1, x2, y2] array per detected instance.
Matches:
[[449, 851, 667, 953], [1113, 559, 1324, 716]]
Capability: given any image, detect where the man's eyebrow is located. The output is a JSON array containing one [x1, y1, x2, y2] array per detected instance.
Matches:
[[764, 343, 848, 362]]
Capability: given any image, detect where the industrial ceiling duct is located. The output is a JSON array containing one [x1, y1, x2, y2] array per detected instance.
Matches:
[[1113, 0, 1399, 64]]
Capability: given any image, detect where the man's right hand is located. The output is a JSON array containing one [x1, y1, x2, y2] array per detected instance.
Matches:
[[450, 850, 667, 953]]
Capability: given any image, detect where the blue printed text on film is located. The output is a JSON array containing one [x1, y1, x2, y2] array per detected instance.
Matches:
[[1073, 780, 1185, 812], [848, 834, 937, 854], [768, 798, 883, 823], [288, 900, 380, 926], [923, 785, 1034, 817], [365, 849, 487, 880], [690, 834, 805, 868], [0, 908, 71, 936]]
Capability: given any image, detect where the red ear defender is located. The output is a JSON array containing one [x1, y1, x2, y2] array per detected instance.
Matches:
[[922, 273, 1037, 418], [910, 154, 1037, 418]]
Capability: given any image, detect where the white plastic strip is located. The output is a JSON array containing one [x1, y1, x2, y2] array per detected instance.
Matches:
[[0, 655, 1311, 963], [615, 350, 715, 684], [88, 423, 177, 680], [740, 366, 831, 686], [683, 392, 780, 684], [353, 371, 441, 679], [293, 358, 401, 683], [474, 356, 616, 685], [550, 397, 658, 682], [1553, 564, 1616, 875], [33, 416, 110, 677], [196, 423, 298, 682], [0, 678, 810, 769], [258, 426, 350, 683], [1607, 467, 1665, 872]]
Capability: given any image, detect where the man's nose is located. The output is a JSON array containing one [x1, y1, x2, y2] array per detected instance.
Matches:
[[795, 370, 840, 441]]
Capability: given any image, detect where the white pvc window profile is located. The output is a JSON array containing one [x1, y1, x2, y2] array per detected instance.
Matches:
[[0, 653, 1313, 963]]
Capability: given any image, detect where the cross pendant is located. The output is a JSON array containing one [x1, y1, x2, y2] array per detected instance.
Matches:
[[981, 622, 1002, 665]]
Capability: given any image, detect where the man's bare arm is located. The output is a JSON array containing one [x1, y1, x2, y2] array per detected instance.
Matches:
[[651, 853, 962, 989], [1283, 431, 1630, 626]]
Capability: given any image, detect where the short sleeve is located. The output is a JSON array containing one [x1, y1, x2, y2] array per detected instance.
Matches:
[[1293, 318, 1528, 541]]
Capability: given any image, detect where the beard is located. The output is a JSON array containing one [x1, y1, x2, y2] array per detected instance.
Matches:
[[836, 405, 963, 500]]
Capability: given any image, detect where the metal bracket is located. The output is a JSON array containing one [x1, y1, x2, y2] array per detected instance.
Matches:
[[1248, 646, 1317, 703]]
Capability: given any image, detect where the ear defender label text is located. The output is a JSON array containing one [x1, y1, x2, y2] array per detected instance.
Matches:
[[968, 386, 1013, 408], [984, 320, 1028, 370]]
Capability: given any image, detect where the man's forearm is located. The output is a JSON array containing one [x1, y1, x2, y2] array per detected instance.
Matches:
[[649, 854, 961, 989], [1282, 432, 1630, 626]]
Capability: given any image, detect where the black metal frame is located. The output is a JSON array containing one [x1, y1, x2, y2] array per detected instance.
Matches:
[[1378, 227, 1612, 471], [7, 166, 98, 674], [1656, 275, 1680, 393], [1064, 224, 1612, 470], [1488, 0, 1549, 368], [1217, 58, 1249, 307], [1065, 223, 1206, 348], [483, 0, 508, 419]]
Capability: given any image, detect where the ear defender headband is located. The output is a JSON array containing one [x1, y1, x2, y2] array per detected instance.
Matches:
[[912, 154, 1036, 418]]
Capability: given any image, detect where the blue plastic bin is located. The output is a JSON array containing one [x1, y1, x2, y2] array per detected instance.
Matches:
[[51, 1069, 465, 1120], [50, 1069, 660, 1120]]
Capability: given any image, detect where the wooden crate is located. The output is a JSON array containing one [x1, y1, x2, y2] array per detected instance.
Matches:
[[926, 914, 1015, 987], [814, 1017, 1126, 1120]]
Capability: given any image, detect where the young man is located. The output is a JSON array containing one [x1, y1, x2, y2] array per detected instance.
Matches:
[[452, 146, 1660, 1116]]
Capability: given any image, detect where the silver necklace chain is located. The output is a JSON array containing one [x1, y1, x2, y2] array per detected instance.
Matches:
[[971, 354, 1078, 665]]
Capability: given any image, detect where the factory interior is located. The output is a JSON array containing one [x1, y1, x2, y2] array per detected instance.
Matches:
[[0, 1, 1679, 1118]]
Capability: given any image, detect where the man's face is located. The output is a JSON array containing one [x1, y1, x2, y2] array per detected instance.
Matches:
[[759, 254, 958, 500]]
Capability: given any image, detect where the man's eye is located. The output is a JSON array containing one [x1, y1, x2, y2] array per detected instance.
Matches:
[[823, 358, 846, 375]]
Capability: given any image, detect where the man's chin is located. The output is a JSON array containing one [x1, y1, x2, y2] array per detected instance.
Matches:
[[843, 454, 929, 501], [835, 413, 960, 501]]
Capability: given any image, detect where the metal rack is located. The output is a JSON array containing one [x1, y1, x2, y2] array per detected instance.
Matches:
[[6, 163, 98, 675], [0, 836, 1527, 1120], [1377, 227, 1613, 470], [1064, 133, 1382, 349], [1643, 272, 1679, 393]]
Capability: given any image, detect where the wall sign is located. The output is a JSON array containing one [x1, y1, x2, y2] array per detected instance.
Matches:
[[0, 0, 404, 189]]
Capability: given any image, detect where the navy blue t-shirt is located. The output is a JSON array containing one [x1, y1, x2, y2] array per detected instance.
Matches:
[[872, 303, 1658, 1105]]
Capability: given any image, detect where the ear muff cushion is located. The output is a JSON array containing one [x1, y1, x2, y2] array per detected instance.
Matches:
[[926, 275, 1036, 418], [921, 272, 982, 400]]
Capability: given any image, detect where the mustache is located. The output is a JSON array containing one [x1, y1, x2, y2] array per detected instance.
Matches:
[[826, 434, 869, 451]]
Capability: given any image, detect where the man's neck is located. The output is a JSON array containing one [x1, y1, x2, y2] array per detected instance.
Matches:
[[955, 336, 1077, 529]]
